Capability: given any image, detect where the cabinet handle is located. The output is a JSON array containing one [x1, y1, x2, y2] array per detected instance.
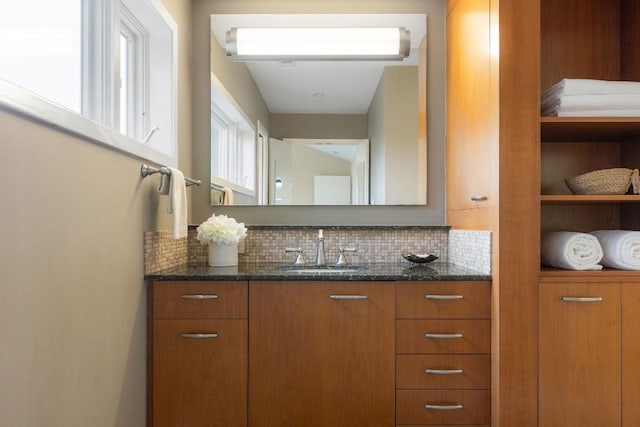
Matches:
[[180, 333, 219, 339], [180, 294, 219, 300], [561, 296, 603, 303], [470, 195, 488, 201], [424, 333, 464, 339], [329, 294, 368, 300], [425, 368, 464, 375], [425, 403, 464, 411], [425, 294, 463, 300]]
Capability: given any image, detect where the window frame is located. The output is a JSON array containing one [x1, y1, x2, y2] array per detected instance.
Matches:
[[210, 73, 256, 197], [0, 0, 177, 167]]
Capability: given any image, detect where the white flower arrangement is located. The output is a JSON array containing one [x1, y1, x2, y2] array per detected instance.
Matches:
[[196, 214, 247, 246]]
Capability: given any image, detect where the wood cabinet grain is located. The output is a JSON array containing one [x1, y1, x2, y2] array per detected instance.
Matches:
[[248, 281, 395, 427], [539, 283, 620, 427]]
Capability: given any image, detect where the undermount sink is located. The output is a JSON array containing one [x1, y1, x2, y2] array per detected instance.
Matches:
[[276, 265, 367, 274]]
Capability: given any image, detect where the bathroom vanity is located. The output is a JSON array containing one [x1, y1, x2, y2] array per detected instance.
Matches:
[[145, 264, 491, 427]]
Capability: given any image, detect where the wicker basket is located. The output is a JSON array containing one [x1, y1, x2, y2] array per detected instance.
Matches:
[[565, 168, 634, 195]]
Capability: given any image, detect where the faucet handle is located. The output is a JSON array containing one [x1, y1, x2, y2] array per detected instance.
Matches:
[[336, 247, 357, 266], [285, 247, 306, 265]]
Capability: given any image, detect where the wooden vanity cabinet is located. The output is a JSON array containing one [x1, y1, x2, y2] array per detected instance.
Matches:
[[148, 279, 491, 426], [148, 281, 248, 427], [248, 280, 395, 427], [395, 281, 491, 427]]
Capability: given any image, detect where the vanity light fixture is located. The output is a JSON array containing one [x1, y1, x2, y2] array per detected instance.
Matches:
[[225, 27, 410, 61]]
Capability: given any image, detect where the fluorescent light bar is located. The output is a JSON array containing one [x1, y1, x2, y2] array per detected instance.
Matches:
[[225, 27, 410, 61]]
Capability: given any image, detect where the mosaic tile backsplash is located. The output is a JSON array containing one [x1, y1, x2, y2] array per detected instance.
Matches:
[[144, 226, 492, 275], [448, 229, 492, 275]]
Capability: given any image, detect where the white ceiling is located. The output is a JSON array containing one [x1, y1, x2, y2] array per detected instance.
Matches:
[[210, 14, 427, 115]]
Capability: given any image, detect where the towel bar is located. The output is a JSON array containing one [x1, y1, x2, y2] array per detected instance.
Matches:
[[140, 164, 201, 187]]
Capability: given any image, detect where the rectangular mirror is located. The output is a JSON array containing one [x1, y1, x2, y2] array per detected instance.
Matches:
[[210, 13, 427, 206]]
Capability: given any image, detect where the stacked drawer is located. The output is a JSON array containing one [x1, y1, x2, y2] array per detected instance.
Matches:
[[149, 281, 248, 427], [396, 281, 491, 426]]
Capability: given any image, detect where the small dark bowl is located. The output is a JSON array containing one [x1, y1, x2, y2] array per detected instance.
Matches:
[[402, 253, 439, 264]]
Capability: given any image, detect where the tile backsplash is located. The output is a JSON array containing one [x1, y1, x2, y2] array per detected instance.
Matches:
[[144, 225, 492, 275], [448, 229, 492, 275]]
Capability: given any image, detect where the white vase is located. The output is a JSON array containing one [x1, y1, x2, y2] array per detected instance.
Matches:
[[208, 242, 238, 267]]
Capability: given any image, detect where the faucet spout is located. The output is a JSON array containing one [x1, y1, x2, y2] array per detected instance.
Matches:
[[316, 229, 326, 266]]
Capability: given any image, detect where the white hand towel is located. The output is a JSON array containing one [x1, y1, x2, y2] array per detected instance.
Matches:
[[590, 230, 640, 270], [158, 174, 170, 195], [541, 231, 603, 270], [222, 187, 234, 205], [166, 167, 188, 239]]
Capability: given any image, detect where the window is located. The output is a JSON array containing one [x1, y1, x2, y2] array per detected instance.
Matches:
[[0, 0, 83, 112], [210, 75, 256, 195], [0, 0, 177, 166]]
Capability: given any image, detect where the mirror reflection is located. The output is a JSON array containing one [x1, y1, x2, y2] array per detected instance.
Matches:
[[209, 13, 427, 206]]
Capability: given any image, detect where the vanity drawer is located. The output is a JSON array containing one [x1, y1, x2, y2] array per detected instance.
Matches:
[[396, 389, 490, 425], [151, 281, 248, 319], [396, 281, 490, 319], [396, 354, 490, 389], [396, 319, 490, 354]]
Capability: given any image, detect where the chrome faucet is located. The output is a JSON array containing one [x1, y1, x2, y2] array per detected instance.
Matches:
[[315, 229, 326, 266]]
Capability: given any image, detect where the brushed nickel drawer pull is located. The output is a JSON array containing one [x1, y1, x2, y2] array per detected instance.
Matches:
[[329, 294, 368, 300], [424, 333, 464, 339], [425, 403, 464, 410], [425, 368, 464, 375], [180, 294, 219, 300], [180, 333, 219, 339], [561, 296, 603, 303], [470, 195, 488, 201], [425, 294, 463, 300]]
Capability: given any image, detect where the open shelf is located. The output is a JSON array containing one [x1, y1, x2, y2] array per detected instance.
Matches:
[[540, 266, 640, 282], [541, 117, 640, 142], [541, 195, 640, 204]]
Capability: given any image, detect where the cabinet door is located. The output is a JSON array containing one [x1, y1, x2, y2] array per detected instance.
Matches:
[[249, 281, 395, 427], [151, 319, 247, 427], [622, 284, 640, 426], [446, 0, 497, 220], [539, 283, 620, 427]]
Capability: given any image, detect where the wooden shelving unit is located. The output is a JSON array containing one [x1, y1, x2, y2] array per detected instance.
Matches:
[[541, 194, 640, 204], [541, 117, 640, 142]]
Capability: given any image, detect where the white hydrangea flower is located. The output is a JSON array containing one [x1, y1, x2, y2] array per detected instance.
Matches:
[[196, 214, 247, 245]]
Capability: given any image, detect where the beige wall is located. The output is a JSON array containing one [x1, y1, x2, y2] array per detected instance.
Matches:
[[290, 144, 351, 205], [0, 0, 192, 425], [369, 73, 387, 204], [270, 113, 368, 139], [191, 0, 446, 225], [384, 66, 421, 204], [368, 66, 421, 205]]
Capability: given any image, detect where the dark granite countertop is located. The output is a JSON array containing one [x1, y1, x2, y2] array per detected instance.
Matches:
[[145, 262, 491, 282]]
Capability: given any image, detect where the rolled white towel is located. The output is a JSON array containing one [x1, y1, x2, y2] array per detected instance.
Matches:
[[541, 231, 603, 271], [590, 230, 640, 270]]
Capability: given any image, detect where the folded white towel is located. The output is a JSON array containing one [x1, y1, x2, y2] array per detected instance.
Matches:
[[543, 79, 640, 97], [556, 109, 640, 117], [541, 231, 603, 270], [590, 230, 640, 270], [166, 167, 188, 239], [542, 94, 640, 113]]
